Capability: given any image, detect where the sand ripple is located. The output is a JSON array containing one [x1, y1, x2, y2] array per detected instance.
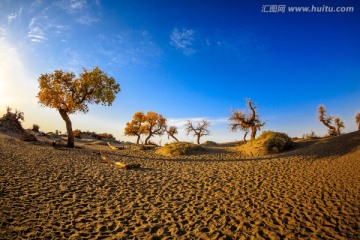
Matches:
[[0, 133, 359, 239]]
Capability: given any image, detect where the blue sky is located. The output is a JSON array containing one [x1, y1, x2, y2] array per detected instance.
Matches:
[[1, 0, 359, 143]]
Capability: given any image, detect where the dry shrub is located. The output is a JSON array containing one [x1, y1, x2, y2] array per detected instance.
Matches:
[[156, 142, 204, 157], [202, 141, 217, 146], [73, 129, 82, 139], [302, 130, 319, 139], [262, 131, 294, 152], [32, 124, 40, 132]]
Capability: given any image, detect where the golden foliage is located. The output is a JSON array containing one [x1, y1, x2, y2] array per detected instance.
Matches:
[[37, 66, 120, 114], [166, 125, 179, 142], [317, 105, 343, 136], [229, 99, 265, 141], [124, 111, 167, 144]]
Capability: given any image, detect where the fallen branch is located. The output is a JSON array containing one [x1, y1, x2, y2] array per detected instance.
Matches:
[[99, 150, 141, 169], [107, 142, 124, 150]]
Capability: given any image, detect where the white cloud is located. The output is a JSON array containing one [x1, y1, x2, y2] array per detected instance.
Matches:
[[7, 13, 17, 23], [54, 0, 100, 25], [97, 30, 161, 68], [170, 28, 195, 55], [55, 0, 87, 12], [28, 18, 46, 43], [77, 15, 98, 25]]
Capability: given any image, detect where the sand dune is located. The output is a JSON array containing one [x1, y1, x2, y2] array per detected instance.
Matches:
[[0, 132, 359, 239]]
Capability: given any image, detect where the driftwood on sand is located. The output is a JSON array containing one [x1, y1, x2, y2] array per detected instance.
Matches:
[[99, 150, 140, 169], [107, 142, 124, 150]]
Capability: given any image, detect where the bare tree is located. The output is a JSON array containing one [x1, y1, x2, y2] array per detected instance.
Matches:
[[185, 120, 211, 144], [334, 117, 345, 135], [165, 125, 179, 142], [229, 99, 265, 142], [124, 111, 146, 144], [143, 111, 167, 145], [317, 105, 342, 136], [356, 112, 360, 130]]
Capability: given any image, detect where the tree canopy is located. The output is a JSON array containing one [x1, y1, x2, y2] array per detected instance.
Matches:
[[229, 99, 265, 141], [185, 120, 211, 144], [37, 66, 120, 147], [124, 111, 166, 145], [317, 105, 344, 136]]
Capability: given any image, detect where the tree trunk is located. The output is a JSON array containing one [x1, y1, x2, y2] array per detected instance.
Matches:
[[243, 131, 248, 143], [59, 110, 74, 148], [171, 135, 179, 142], [136, 135, 140, 145], [250, 126, 257, 140], [145, 133, 152, 145], [196, 134, 201, 144]]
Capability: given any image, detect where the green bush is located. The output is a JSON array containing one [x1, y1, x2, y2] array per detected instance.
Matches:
[[157, 142, 204, 156], [262, 131, 294, 152]]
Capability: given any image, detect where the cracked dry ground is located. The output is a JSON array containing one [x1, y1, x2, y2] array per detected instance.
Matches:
[[0, 132, 359, 239]]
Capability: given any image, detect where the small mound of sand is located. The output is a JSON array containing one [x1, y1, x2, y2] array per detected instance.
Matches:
[[156, 142, 204, 157], [236, 131, 293, 157], [288, 130, 360, 158], [202, 141, 218, 146]]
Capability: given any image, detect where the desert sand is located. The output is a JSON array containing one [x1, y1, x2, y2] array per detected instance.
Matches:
[[0, 131, 359, 239]]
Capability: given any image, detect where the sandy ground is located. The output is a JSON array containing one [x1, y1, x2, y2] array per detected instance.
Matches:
[[0, 132, 359, 239]]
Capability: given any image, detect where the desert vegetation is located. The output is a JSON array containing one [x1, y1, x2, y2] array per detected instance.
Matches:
[[0, 107, 36, 141], [124, 111, 167, 145], [37, 66, 120, 148], [317, 105, 344, 136], [302, 130, 319, 139], [142, 111, 167, 145], [156, 141, 204, 156], [72, 129, 116, 141], [202, 140, 217, 146], [356, 112, 360, 130], [237, 130, 294, 157], [0, 107, 25, 134], [32, 124, 40, 132], [229, 99, 265, 142], [165, 125, 179, 142], [184, 119, 211, 144], [124, 111, 146, 144], [261, 131, 294, 152]]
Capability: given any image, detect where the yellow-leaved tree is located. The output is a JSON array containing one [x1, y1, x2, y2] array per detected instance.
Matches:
[[124, 111, 167, 145], [37, 67, 120, 148]]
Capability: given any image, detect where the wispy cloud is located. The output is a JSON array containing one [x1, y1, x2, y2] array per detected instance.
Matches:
[[27, 17, 46, 43], [54, 0, 99, 25], [55, 0, 87, 13], [170, 28, 195, 56], [97, 30, 161, 68], [77, 15, 98, 25], [7, 13, 17, 23]]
